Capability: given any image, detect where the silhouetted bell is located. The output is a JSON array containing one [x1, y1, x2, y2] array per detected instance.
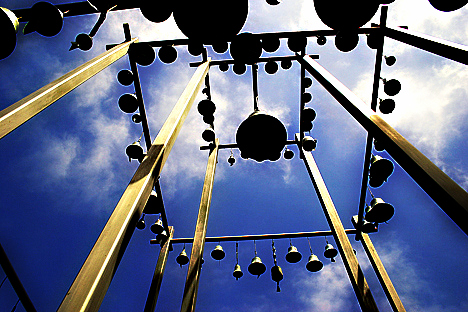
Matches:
[[126, 140, 144, 162], [233, 63, 247, 75], [302, 107, 316, 122], [301, 120, 313, 132], [132, 113, 142, 124], [271, 265, 283, 292], [302, 136, 317, 152], [248, 256, 266, 277], [384, 55, 397, 66], [140, 0, 172, 23], [366, 33, 380, 50], [382, 79, 401, 96], [335, 32, 359, 52], [129, 43, 155, 66], [236, 110, 287, 162], [302, 92, 312, 104], [428, 0, 467, 12], [228, 154, 236, 166], [0, 7, 18, 60], [202, 127, 216, 142], [266, 0, 282, 5], [176, 247, 190, 267], [314, 0, 380, 30], [23, 2, 63, 37], [287, 36, 307, 52], [365, 198, 394, 223], [285, 245, 302, 263], [154, 230, 168, 245], [264, 60, 278, 75], [233, 264, 243, 280], [283, 148, 294, 160], [219, 63, 229, 72], [198, 99, 216, 116], [373, 138, 385, 152], [324, 243, 338, 262], [150, 218, 164, 235], [203, 114, 215, 124], [119, 93, 139, 114], [158, 46, 177, 64], [379, 98, 395, 114], [303, 77, 313, 88], [230, 32, 262, 65], [281, 59, 292, 70], [211, 245, 226, 260], [188, 42, 204, 56], [317, 35, 327, 46], [71, 33, 93, 51], [369, 155, 394, 188], [262, 36, 280, 52], [144, 190, 163, 214], [212, 41, 228, 54], [351, 215, 378, 233], [136, 215, 146, 230], [306, 254, 323, 272], [117, 69, 134, 86]]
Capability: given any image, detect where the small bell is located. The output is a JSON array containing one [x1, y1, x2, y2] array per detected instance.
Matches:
[[317, 35, 327, 46], [129, 42, 156, 66], [365, 198, 394, 223], [132, 114, 142, 124], [202, 127, 216, 142], [126, 140, 144, 162], [158, 46, 178, 64], [302, 136, 317, 152], [233, 264, 243, 280], [335, 31, 359, 52], [197, 99, 216, 116], [270, 265, 283, 292], [150, 218, 164, 235], [262, 36, 280, 53], [303, 77, 313, 88], [228, 154, 236, 166], [143, 190, 163, 214], [281, 59, 292, 70], [212, 41, 228, 54], [176, 247, 189, 267], [219, 63, 229, 72], [211, 245, 226, 261], [302, 107, 316, 122], [379, 98, 396, 114], [306, 254, 323, 272], [70, 33, 93, 51], [369, 155, 394, 188], [384, 55, 397, 66], [382, 78, 401, 96], [302, 92, 312, 104], [351, 215, 378, 233], [136, 215, 146, 230], [264, 60, 279, 75], [248, 256, 266, 278], [118, 93, 139, 114], [285, 245, 302, 263], [324, 243, 338, 262], [154, 230, 167, 245], [287, 36, 307, 52], [373, 138, 385, 152], [117, 69, 134, 86], [283, 148, 294, 160]]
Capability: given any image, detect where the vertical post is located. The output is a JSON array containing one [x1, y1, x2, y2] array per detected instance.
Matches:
[[57, 60, 210, 312], [144, 227, 174, 312], [298, 134, 379, 311], [180, 139, 219, 312], [360, 234, 406, 312], [0, 39, 137, 140]]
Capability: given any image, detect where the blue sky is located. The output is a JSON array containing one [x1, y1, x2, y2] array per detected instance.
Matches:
[[0, 1, 467, 311]]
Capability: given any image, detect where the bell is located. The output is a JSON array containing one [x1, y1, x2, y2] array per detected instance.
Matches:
[[212, 41, 228, 54], [233, 264, 243, 280], [365, 198, 394, 223], [132, 114, 142, 124], [287, 36, 307, 52], [0, 7, 18, 60], [219, 63, 229, 72], [197, 99, 216, 116], [281, 59, 292, 70], [118, 93, 139, 114], [230, 32, 263, 65], [335, 32, 359, 52], [384, 55, 397, 66], [233, 63, 247, 75], [139, 0, 172, 23], [324, 243, 338, 262], [129, 42, 155, 66], [302, 136, 317, 152], [117, 69, 134, 86], [188, 42, 204, 56], [428, 0, 467, 12], [211, 245, 226, 260], [285, 245, 302, 263], [270, 265, 283, 292], [236, 110, 287, 162], [202, 127, 216, 142], [228, 154, 236, 166], [144, 190, 163, 214], [150, 218, 164, 235], [373, 138, 385, 152], [314, 0, 380, 30], [158, 45, 178, 64], [366, 33, 380, 50], [306, 254, 323, 272], [351, 215, 378, 233], [136, 215, 146, 230], [369, 155, 394, 188], [317, 35, 327, 46], [303, 77, 313, 88], [126, 141, 144, 161], [248, 256, 266, 277], [154, 230, 168, 245], [262, 37, 280, 53], [266, 0, 282, 5], [283, 148, 294, 160], [302, 107, 316, 122], [176, 247, 190, 267], [382, 78, 401, 96], [302, 92, 312, 104], [264, 60, 279, 75], [23, 2, 63, 37], [70, 33, 93, 51], [301, 120, 313, 132], [379, 98, 395, 114]]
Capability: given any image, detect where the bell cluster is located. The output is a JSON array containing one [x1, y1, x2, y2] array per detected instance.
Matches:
[[135, 190, 168, 242]]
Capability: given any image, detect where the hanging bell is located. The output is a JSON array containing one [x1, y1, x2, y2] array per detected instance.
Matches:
[[314, 0, 380, 30], [126, 140, 144, 162], [228, 154, 236, 166], [0, 7, 18, 60], [70, 33, 93, 51], [365, 198, 394, 223], [136, 215, 146, 230], [197, 99, 216, 116], [187, 41, 204, 56], [211, 245, 226, 261], [248, 256, 266, 278], [150, 218, 164, 235], [379, 98, 395, 114], [117, 69, 134, 86], [132, 114, 142, 124], [287, 36, 307, 52], [23, 2, 63, 37], [285, 245, 302, 263], [302, 136, 317, 152], [144, 190, 163, 214], [382, 78, 401, 96], [302, 107, 316, 122], [158, 45, 178, 64], [139, 0, 172, 23], [262, 36, 280, 53], [154, 230, 168, 245], [212, 41, 228, 54], [270, 265, 283, 292], [233, 264, 243, 280], [324, 243, 338, 262], [384, 55, 397, 66], [118, 93, 139, 114], [229, 32, 262, 65], [317, 35, 327, 46], [373, 138, 385, 152], [335, 31, 359, 52], [233, 63, 247, 75], [129, 42, 156, 66], [176, 247, 190, 267], [219, 63, 229, 72], [351, 215, 378, 233], [303, 77, 313, 88], [202, 127, 216, 142], [280, 59, 292, 70], [283, 148, 294, 160], [264, 60, 279, 75], [306, 254, 323, 272], [369, 155, 394, 188]]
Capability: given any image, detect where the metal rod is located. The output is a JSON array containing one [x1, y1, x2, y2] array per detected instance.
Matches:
[[356, 6, 388, 241], [384, 26, 468, 65], [360, 233, 406, 312], [189, 54, 320, 67], [297, 54, 468, 236], [298, 134, 379, 311], [0, 39, 137, 140], [299, 49, 306, 147], [150, 229, 359, 244], [252, 64, 259, 111], [57, 60, 210, 312], [180, 139, 219, 312], [144, 227, 174, 312], [0, 243, 37, 312]]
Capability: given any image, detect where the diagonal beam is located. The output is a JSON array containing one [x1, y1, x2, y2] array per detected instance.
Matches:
[[0, 38, 137, 140], [56, 60, 210, 312], [297, 55, 468, 236]]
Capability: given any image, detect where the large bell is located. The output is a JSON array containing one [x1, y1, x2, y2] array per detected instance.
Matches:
[[229, 32, 262, 65], [428, 0, 467, 12], [365, 198, 394, 223], [369, 155, 394, 188], [140, 0, 173, 23], [144, 190, 163, 214], [248, 256, 266, 278], [126, 140, 144, 162], [306, 254, 323, 272], [314, 0, 380, 30], [324, 243, 338, 262], [23, 2, 63, 37], [236, 110, 287, 162], [211, 245, 226, 261], [270, 265, 283, 292], [176, 247, 190, 267], [150, 218, 164, 235], [0, 7, 19, 60], [285, 245, 302, 263], [233, 264, 243, 280]]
